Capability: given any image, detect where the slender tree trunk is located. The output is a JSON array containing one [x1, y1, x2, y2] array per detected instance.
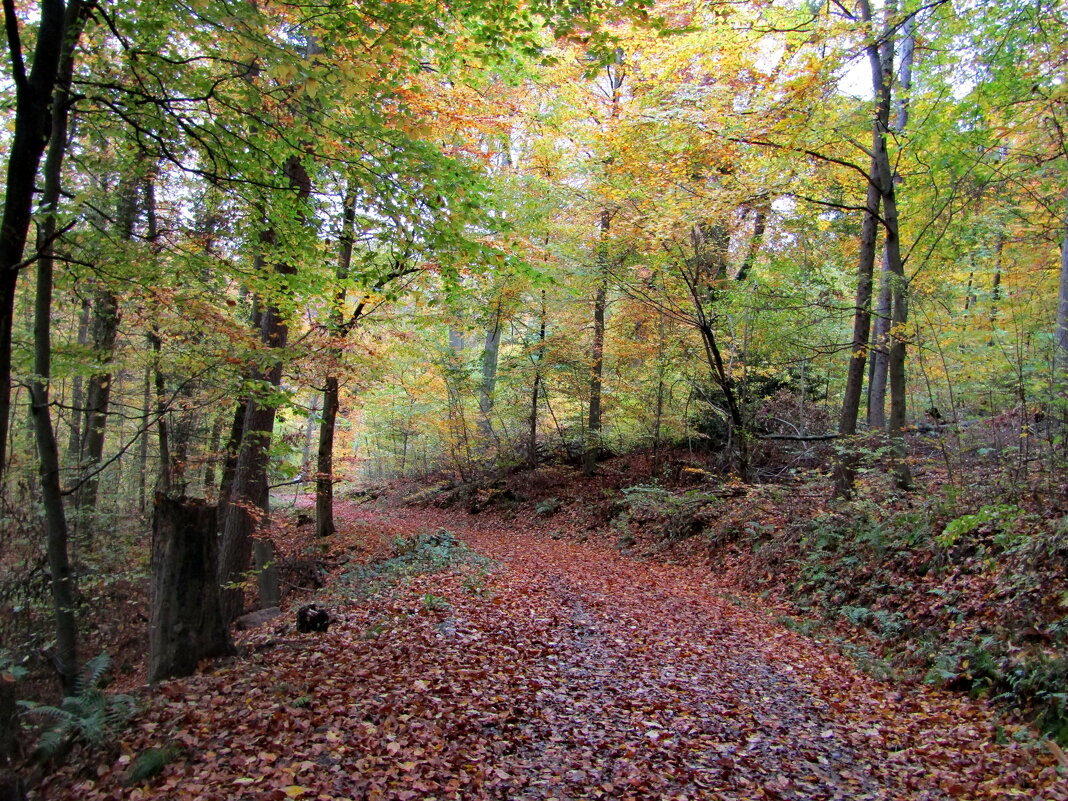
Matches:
[[477, 298, 504, 444], [867, 14, 913, 430], [203, 412, 225, 498], [527, 290, 546, 469], [0, 0, 71, 484], [138, 365, 151, 512], [316, 376, 340, 537], [868, 267, 891, 428], [65, 299, 90, 459], [1055, 187, 1068, 383], [316, 188, 355, 539], [834, 160, 882, 497], [735, 205, 767, 283], [74, 288, 121, 517], [216, 398, 247, 525], [28, 1, 85, 692], [584, 210, 610, 476], [835, 0, 899, 497]]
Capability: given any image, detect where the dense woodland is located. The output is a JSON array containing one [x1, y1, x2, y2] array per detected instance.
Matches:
[[1, 0, 1067, 796]]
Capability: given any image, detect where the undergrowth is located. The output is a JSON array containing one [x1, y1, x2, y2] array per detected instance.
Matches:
[[341, 528, 495, 599]]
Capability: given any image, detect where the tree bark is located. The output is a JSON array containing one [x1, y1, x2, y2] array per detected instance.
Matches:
[[28, 0, 85, 692], [1056, 187, 1068, 383], [477, 298, 504, 444], [584, 210, 610, 476], [834, 0, 899, 497], [217, 298, 289, 624], [867, 13, 914, 430], [73, 178, 131, 537], [316, 188, 355, 539], [527, 290, 546, 469], [148, 495, 232, 682], [0, 0, 70, 483], [218, 155, 310, 623]]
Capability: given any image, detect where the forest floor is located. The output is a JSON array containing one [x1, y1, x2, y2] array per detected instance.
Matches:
[[34, 496, 1068, 801]]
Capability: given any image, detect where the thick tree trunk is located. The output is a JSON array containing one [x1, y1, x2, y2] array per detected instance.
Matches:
[[148, 495, 232, 682], [218, 155, 309, 624], [0, 0, 70, 483], [217, 305, 288, 624]]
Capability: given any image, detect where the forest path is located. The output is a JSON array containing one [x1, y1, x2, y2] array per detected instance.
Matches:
[[332, 504, 1059, 800], [39, 504, 1065, 801]]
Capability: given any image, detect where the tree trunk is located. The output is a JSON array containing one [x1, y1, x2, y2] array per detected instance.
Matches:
[[218, 156, 309, 624], [527, 290, 546, 469], [26, 0, 87, 694], [217, 302, 288, 624], [867, 266, 891, 429], [584, 210, 610, 475], [0, 0, 71, 483], [477, 298, 504, 444], [72, 284, 123, 539], [1055, 187, 1068, 383], [138, 365, 151, 512], [867, 13, 913, 431], [834, 0, 898, 498], [148, 495, 232, 682], [315, 187, 355, 540], [316, 376, 340, 538], [866, 0, 913, 490], [202, 412, 225, 498], [65, 299, 90, 459]]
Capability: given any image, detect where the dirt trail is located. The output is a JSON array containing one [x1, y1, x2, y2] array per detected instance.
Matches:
[[449, 512, 1054, 800], [37, 504, 1066, 801]]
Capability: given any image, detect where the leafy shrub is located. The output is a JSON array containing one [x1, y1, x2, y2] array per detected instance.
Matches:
[[938, 504, 1022, 548], [19, 653, 136, 758], [615, 484, 723, 542]]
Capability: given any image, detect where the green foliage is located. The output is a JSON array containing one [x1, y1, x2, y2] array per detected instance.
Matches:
[[939, 504, 1023, 548], [421, 594, 451, 611], [343, 529, 494, 598], [615, 484, 723, 542], [19, 653, 136, 758], [535, 497, 562, 516], [124, 745, 181, 786]]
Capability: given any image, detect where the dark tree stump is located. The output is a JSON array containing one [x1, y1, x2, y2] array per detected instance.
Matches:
[[149, 495, 233, 683], [0, 679, 17, 766]]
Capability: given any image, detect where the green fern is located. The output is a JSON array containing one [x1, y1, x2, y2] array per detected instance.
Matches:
[[18, 653, 136, 758], [124, 745, 181, 785]]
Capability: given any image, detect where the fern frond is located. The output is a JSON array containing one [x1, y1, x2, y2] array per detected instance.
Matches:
[[75, 653, 111, 696]]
